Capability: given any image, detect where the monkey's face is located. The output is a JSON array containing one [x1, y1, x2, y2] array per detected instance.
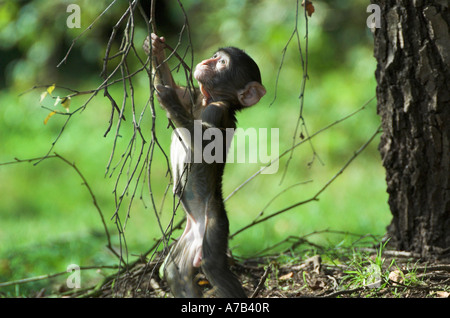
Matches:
[[194, 50, 230, 85], [194, 50, 233, 102], [194, 47, 265, 106]]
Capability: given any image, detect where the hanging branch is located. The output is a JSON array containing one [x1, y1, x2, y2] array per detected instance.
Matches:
[[271, 0, 321, 185]]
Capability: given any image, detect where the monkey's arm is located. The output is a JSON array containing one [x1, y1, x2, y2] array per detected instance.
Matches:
[[156, 86, 228, 152], [156, 85, 195, 129], [143, 34, 176, 88], [144, 34, 200, 111]]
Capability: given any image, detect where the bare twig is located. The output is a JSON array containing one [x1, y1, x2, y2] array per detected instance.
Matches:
[[225, 97, 374, 202], [0, 265, 119, 288], [0, 154, 121, 261], [230, 125, 382, 238], [250, 265, 272, 298], [276, 0, 321, 185]]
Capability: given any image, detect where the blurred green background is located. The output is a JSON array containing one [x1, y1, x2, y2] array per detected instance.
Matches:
[[0, 0, 390, 296]]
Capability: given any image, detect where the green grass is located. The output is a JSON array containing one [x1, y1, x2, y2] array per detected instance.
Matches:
[[338, 241, 431, 298], [341, 241, 391, 292]]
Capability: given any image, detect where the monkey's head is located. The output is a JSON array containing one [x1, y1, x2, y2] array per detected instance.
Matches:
[[194, 47, 266, 109]]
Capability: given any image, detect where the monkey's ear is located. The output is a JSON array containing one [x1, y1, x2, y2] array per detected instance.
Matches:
[[238, 82, 266, 107]]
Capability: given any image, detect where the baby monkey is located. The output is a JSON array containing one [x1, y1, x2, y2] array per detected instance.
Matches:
[[144, 34, 266, 298]]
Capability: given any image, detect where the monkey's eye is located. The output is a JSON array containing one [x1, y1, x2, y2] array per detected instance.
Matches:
[[219, 59, 226, 65]]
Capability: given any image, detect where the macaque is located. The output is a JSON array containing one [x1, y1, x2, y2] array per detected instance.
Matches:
[[143, 34, 266, 298]]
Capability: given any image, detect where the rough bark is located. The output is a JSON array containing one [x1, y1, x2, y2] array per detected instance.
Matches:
[[372, 0, 450, 259]]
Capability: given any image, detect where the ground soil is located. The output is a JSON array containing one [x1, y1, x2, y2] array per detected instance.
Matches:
[[83, 250, 449, 299]]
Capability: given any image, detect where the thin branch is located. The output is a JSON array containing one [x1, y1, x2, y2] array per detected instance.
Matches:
[[277, 0, 320, 185], [0, 265, 119, 288], [0, 154, 121, 261], [250, 265, 272, 298], [225, 97, 375, 202], [230, 125, 382, 239]]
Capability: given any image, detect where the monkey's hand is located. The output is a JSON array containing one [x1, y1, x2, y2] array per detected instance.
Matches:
[[143, 33, 166, 60], [155, 85, 180, 110]]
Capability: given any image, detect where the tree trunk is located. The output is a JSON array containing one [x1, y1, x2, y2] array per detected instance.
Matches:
[[372, 1, 450, 259]]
